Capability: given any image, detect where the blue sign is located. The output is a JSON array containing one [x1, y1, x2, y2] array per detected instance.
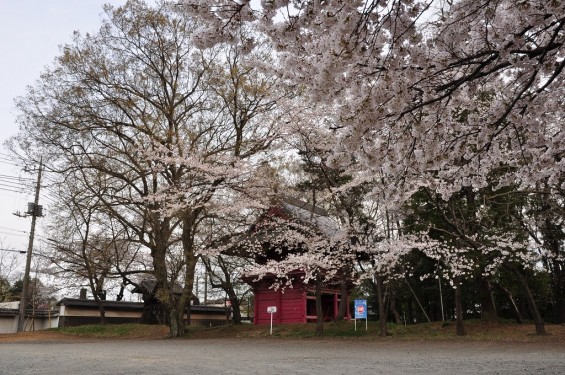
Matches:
[[354, 299, 367, 319]]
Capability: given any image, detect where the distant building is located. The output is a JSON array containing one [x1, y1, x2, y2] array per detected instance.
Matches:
[[245, 196, 352, 325], [57, 298, 229, 328], [0, 301, 58, 333], [250, 271, 350, 325]]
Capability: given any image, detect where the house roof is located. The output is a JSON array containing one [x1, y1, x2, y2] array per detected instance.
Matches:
[[277, 195, 340, 237], [57, 298, 144, 310], [190, 305, 228, 313], [0, 308, 59, 318], [57, 298, 227, 313]]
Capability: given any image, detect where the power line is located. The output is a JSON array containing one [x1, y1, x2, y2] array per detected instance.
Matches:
[[0, 182, 26, 189], [0, 158, 18, 166], [0, 187, 23, 193], [0, 174, 33, 181], [0, 226, 27, 234], [0, 248, 26, 254]]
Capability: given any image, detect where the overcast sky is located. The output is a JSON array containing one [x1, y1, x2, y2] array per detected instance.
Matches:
[[0, 1, 152, 273]]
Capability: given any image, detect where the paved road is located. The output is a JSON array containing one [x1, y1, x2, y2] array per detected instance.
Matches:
[[1, 338, 564, 375]]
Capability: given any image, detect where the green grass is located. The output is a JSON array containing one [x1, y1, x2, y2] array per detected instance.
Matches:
[[50, 320, 564, 343], [183, 319, 564, 342], [57, 323, 162, 338]]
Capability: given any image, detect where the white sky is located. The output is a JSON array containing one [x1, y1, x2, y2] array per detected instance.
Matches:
[[0, 1, 153, 277]]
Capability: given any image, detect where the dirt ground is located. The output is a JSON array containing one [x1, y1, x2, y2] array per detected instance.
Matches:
[[0, 325, 169, 343], [1, 324, 564, 375], [1, 321, 565, 343]]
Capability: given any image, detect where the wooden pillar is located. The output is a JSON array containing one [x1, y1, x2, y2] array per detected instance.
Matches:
[[333, 291, 339, 320], [303, 289, 307, 323], [276, 289, 282, 323], [253, 287, 259, 325]]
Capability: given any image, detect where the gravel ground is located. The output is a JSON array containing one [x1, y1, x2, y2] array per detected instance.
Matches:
[[1, 338, 564, 375]]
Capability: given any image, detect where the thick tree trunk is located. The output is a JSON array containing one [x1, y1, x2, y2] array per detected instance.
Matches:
[[315, 273, 324, 336], [541, 213, 565, 324], [376, 274, 387, 337], [90, 288, 106, 325], [169, 308, 182, 338], [227, 289, 242, 324], [92, 297, 106, 325], [547, 259, 565, 323], [174, 214, 200, 337], [455, 277, 465, 336], [152, 237, 176, 336], [508, 265, 546, 335], [139, 292, 157, 324], [478, 277, 498, 322], [336, 269, 348, 321]]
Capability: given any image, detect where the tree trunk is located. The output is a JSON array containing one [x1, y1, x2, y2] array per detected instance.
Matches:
[[376, 274, 387, 337], [227, 289, 242, 324], [336, 269, 348, 321], [555, 287, 565, 324], [174, 214, 200, 337], [152, 238, 176, 336], [495, 283, 523, 324], [407, 297, 414, 324], [478, 277, 498, 322], [139, 292, 157, 324], [389, 289, 402, 324], [169, 308, 182, 338], [508, 264, 546, 335], [455, 277, 465, 336], [93, 297, 106, 325], [315, 273, 324, 336]]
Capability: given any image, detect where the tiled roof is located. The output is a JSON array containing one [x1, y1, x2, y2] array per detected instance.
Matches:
[[57, 298, 143, 310], [191, 305, 228, 313], [57, 298, 228, 313], [0, 308, 59, 317]]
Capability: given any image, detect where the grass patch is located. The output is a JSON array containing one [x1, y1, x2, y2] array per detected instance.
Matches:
[[57, 323, 168, 339], [49, 320, 564, 343], [182, 320, 565, 343]]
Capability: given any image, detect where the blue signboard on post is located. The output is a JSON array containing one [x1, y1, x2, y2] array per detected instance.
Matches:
[[354, 299, 367, 331], [354, 299, 367, 319]]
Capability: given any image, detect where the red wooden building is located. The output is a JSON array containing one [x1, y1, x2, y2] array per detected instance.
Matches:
[[251, 272, 351, 325], [245, 196, 352, 325]]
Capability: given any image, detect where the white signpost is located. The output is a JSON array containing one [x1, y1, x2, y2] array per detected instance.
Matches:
[[267, 306, 277, 335]]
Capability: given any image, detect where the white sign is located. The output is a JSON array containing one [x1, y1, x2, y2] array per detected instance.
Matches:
[[267, 306, 277, 313]]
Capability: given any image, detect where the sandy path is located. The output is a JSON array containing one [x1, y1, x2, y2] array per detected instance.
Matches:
[[1, 338, 564, 375]]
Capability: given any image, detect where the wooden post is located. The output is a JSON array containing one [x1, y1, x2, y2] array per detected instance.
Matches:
[[333, 292, 338, 320]]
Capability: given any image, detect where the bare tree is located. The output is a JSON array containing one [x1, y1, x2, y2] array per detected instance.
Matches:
[[11, 1, 284, 337]]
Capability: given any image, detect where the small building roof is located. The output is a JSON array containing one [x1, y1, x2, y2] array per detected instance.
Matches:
[[57, 298, 227, 313], [277, 195, 340, 237], [57, 298, 143, 310], [0, 307, 59, 318]]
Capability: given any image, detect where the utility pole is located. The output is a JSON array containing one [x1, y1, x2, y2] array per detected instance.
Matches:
[[17, 159, 43, 332]]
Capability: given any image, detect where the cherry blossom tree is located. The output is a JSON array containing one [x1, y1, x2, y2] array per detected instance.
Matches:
[[183, 0, 565, 335], [10, 0, 285, 337], [184, 0, 564, 201]]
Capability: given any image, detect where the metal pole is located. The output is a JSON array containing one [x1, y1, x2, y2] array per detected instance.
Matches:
[[270, 312, 273, 335], [17, 159, 42, 332]]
